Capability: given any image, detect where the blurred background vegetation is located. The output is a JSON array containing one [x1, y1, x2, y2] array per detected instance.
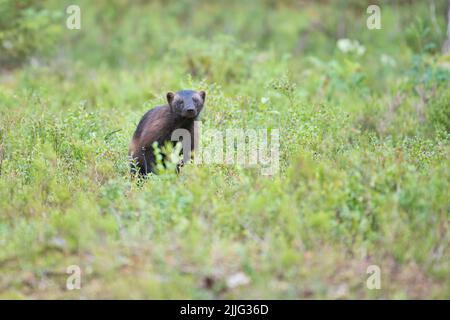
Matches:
[[0, 0, 449, 299]]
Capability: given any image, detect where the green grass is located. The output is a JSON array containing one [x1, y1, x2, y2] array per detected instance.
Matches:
[[0, 0, 449, 299]]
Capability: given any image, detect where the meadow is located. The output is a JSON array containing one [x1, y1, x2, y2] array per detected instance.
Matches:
[[0, 0, 449, 299]]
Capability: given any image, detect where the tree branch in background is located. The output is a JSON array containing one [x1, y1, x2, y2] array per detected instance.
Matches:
[[443, 1, 450, 53], [430, 0, 442, 36]]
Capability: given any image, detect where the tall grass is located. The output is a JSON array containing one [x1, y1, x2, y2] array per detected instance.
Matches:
[[0, 0, 449, 298]]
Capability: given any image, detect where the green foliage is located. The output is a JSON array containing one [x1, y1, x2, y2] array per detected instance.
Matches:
[[427, 89, 450, 133], [0, 0, 449, 299], [0, 0, 63, 68]]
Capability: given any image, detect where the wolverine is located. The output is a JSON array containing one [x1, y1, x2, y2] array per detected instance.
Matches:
[[129, 90, 206, 175]]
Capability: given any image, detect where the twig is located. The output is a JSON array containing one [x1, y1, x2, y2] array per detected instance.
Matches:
[[379, 92, 404, 133], [104, 129, 122, 141]]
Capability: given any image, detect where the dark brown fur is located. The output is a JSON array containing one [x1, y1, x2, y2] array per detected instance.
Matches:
[[129, 90, 205, 175]]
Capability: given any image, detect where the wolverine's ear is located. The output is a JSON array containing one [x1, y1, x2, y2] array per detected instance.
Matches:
[[166, 92, 175, 105], [198, 91, 206, 102]]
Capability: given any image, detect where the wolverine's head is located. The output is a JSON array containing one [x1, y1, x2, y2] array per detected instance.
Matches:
[[166, 89, 206, 119]]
